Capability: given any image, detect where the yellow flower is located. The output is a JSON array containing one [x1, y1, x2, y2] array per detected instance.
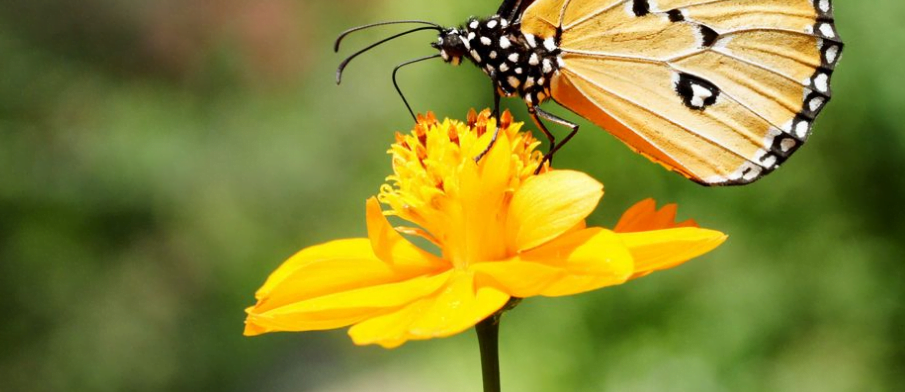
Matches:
[[244, 109, 727, 348]]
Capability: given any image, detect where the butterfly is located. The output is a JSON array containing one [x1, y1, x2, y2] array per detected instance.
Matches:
[[336, 0, 842, 185]]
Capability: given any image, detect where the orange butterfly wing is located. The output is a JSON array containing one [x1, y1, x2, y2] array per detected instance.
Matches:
[[522, 0, 841, 185]]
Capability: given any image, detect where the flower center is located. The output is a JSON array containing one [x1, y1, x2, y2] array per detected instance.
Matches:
[[378, 109, 548, 268]]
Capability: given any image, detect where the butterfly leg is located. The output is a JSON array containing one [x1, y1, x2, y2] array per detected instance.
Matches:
[[537, 107, 580, 157], [475, 73, 504, 162], [474, 124, 503, 162], [492, 88, 501, 120], [529, 106, 580, 173]]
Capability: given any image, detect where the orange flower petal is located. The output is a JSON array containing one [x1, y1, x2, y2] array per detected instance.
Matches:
[[613, 198, 698, 233], [366, 197, 448, 272], [618, 227, 727, 279], [245, 271, 453, 336], [474, 228, 633, 297], [348, 272, 509, 348], [506, 170, 603, 252]]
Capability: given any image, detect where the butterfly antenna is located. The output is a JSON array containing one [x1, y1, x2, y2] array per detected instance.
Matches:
[[336, 26, 441, 85], [393, 54, 442, 122], [335, 20, 442, 52]]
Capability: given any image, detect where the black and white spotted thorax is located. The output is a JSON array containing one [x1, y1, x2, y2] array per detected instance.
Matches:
[[433, 15, 562, 105]]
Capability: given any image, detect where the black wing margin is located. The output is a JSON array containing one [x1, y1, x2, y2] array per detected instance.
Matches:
[[497, 0, 536, 22]]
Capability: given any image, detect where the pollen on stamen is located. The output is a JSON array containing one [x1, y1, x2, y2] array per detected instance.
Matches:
[[448, 124, 460, 145], [394, 131, 409, 150], [413, 124, 428, 147], [380, 109, 550, 226], [415, 143, 428, 167], [500, 110, 513, 129]]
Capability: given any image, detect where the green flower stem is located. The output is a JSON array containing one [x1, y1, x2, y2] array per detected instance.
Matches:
[[476, 315, 501, 392]]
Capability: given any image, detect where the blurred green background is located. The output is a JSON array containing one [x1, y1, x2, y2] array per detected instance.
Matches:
[[1, 0, 902, 391]]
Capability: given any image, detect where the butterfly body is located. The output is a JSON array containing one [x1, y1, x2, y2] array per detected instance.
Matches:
[[434, 16, 562, 106]]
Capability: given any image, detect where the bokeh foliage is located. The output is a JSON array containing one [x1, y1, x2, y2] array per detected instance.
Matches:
[[1, 0, 902, 391]]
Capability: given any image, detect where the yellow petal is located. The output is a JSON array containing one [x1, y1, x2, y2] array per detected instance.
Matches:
[[506, 170, 603, 252], [474, 228, 633, 298], [249, 223, 444, 317], [348, 272, 509, 348], [472, 260, 565, 298], [366, 197, 448, 272], [245, 271, 453, 336], [245, 311, 367, 336], [252, 239, 393, 309], [457, 131, 513, 262], [618, 227, 727, 279]]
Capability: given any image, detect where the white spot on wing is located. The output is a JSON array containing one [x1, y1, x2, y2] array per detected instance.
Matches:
[[542, 59, 553, 74], [690, 84, 713, 108], [814, 73, 829, 93], [826, 45, 839, 64], [743, 165, 763, 181], [543, 37, 556, 51], [780, 138, 797, 153], [809, 96, 826, 112], [486, 20, 498, 29], [795, 120, 809, 138], [819, 23, 835, 38], [722, 162, 763, 183], [754, 149, 777, 168], [480, 36, 492, 46], [713, 36, 733, 50]]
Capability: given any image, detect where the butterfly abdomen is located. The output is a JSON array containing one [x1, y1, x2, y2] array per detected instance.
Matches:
[[434, 16, 562, 105]]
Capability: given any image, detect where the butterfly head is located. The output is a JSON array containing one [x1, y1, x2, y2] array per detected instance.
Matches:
[[433, 28, 468, 66]]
